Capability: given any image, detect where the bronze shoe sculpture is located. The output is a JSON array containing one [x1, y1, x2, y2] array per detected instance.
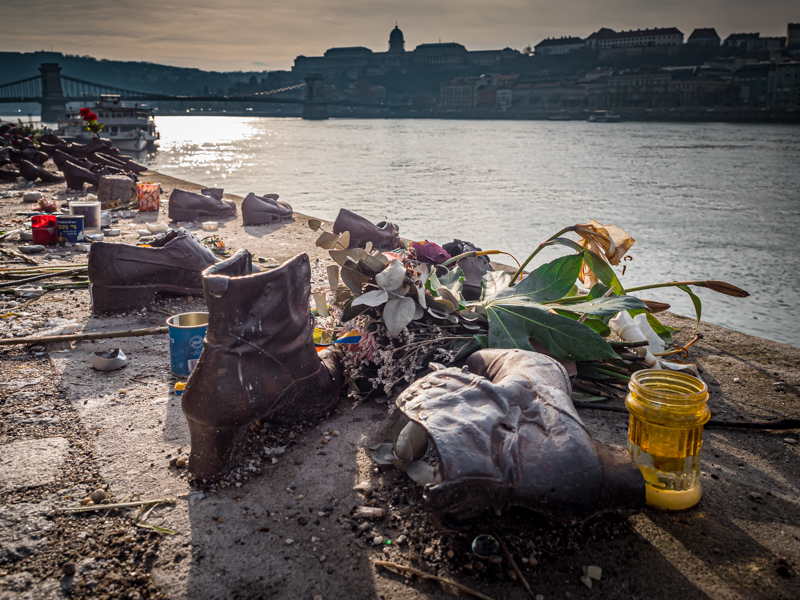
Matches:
[[63, 161, 107, 189], [18, 159, 65, 184], [442, 239, 494, 301], [396, 348, 644, 524], [333, 208, 400, 250], [242, 192, 293, 225], [182, 250, 343, 481], [88, 228, 219, 312], [168, 188, 237, 222]]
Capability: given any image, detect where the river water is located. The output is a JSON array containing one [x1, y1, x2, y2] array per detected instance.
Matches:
[[140, 116, 800, 347]]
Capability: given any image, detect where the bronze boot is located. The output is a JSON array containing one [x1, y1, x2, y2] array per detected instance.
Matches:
[[182, 250, 342, 481], [242, 192, 293, 225], [396, 348, 645, 524], [332, 208, 400, 250]]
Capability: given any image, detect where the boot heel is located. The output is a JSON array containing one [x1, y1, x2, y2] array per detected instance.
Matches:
[[168, 206, 199, 222], [90, 283, 157, 312], [185, 421, 248, 481]]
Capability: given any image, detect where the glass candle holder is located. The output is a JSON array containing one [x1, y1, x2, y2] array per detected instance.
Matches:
[[626, 370, 710, 510]]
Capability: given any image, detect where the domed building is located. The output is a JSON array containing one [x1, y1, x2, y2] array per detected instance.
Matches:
[[389, 25, 405, 53], [292, 25, 521, 82]]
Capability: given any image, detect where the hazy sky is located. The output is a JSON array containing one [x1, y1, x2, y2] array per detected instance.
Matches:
[[3, 0, 798, 72]]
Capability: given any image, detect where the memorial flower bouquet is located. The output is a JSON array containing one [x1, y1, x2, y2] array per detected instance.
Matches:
[[309, 218, 749, 403], [78, 107, 104, 136]]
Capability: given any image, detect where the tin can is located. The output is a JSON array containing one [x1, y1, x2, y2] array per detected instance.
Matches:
[[167, 312, 209, 377], [56, 215, 85, 243]]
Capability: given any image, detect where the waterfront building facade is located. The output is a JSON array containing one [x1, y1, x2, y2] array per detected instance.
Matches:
[[585, 27, 684, 50], [731, 63, 772, 106], [533, 37, 585, 56], [687, 28, 721, 47], [789, 23, 800, 48], [767, 62, 800, 107]]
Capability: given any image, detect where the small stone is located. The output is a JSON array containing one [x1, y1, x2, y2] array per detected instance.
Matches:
[[564, 591, 573, 599], [423, 547, 434, 557], [313, 596, 323, 600], [733, 377, 741, 383], [396, 535, 407, 543], [535, 595, 544, 600], [319, 556, 326, 563], [773, 381, 786, 391], [488, 555, 503, 564], [584, 565, 602, 581], [175, 457, 186, 468], [331, 430, 340, 437], [81, 497, 93, 506], [581, 575, 593, 589], [62, 561, 76, 576], [90, 489, 107, 503], [272, 457, 279, 464], [784, 438, 797, 445], [353, 506, 384, 520], [358, 522, 371, 532], [372, 536, 385, 545], [285, 538, 294, 545], [353, 482, 371, 493], [447, 550, 454, 559]]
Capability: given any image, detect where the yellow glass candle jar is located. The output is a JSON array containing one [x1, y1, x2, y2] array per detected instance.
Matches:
[[626, 370, 710, 510]]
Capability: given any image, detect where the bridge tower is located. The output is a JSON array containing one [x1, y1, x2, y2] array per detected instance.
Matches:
[[39, 63, 66, 122], [302, 74, 328, 120]]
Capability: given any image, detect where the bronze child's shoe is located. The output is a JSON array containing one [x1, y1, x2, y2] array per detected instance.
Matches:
[[241, 192, 293, 225], [168, 188, 237, 221], [181, 250, 343, 481], [87, 228, 219, 312], [333, 208, 400, 250]]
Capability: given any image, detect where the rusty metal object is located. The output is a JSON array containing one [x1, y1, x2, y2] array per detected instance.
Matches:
[[396, 348, 644, 523], [181, 250, 343, 481]]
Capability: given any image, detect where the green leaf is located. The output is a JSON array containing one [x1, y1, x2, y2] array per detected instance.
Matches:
[[383, 296, 415, 337], [480, 270, 512, 301], [551, 295, 647, 319], [485, 298, 618, 361], [474, 334, 489, 349], [677, 285, 702, 334], [552, 309, 611, 337], [582, 250, 624, 294], [586, 283, 609, 300], [496, 254, 583, 304], [428, 265, 464, 294]]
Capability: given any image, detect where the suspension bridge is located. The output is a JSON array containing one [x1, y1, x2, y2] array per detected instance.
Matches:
[[0, 64, 396, 121]]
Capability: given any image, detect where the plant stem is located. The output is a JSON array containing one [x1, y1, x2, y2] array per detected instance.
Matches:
[[440, 249, 502, 268], [509, 225, 576, 286], [624, 281, 704, 293]]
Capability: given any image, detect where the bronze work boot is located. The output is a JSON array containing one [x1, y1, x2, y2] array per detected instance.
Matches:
[[182, 250, 343, 481], [88, 228, 218, 312], [241, 192, 293, 225], [332, 208, 400, 250], [62, 160, 106, 189], [168, 188, 237, 221], [396, 348, 644, 524]]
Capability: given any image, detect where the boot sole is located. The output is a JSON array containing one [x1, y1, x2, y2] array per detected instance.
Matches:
[[169, 206, 237, 222], [90, 283, 203, 312], [185, 420, 248, 481]]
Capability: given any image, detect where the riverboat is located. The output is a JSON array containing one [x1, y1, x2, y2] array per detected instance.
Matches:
[[588, 110, 621, 123], [56, 95, 159, 151]]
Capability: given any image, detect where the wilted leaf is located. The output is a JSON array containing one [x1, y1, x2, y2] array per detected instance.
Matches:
[[312, 293, 329, 317], [405, 460, 436, 486], [329, 248, 369, 267], [383, 296, 415, 337], [327, 264, 339, 292], [359, 254, 388, 274], [429, 265, 464, 293], [394, 420, 429, 461], [341, 266, 369, 295], [352, 288, 389, 307], [307, 218, 322, 231], [480, 270, 512, 300], [316, 231, 341, 250], [334, 231, 350, 250], [376, 260, 406, 291], [437, 288, 462, 310], [432, 297, 456, 313]]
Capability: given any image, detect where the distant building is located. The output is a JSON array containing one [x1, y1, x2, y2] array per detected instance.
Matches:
[[788, 23, 800, 48], [687, 28, 720, 47], [666, 66, 729, 107], [585, 69, 672, 109], [292, 25, 521, 81], [767, 62, 800, 107], [440, 77, 483, 110], [533, 36, 585, 56], [723, 33, 760, 49], [732, 63, 772, 106], [585, 27, 684, 50]]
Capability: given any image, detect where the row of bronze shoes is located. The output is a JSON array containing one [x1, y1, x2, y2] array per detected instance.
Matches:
[[166, 187, 293, 226], [0, 128, 147, 189], [86, 207, 644, 523]]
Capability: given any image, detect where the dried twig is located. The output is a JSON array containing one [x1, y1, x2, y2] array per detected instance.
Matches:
[[59, 498, 175, 514], [494, 532, 537, 600], [0, 247, 39, 265], [0, 266, 87, 288], [0, 325, 169, 346], [372, 559, 496, 600]]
